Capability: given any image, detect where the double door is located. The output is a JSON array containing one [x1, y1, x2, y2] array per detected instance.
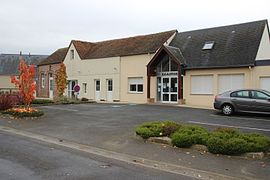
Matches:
[[161, 76, 178, 103]]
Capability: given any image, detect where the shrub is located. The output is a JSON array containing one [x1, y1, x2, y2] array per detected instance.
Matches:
[[135, 121, 163, 139], [33, 99, 54, 104], [0, 94, 17, 110], [161, 121, 181, 136], [3, 108, 44, 118], [207, 128, 270, 155], [171, 132, 194, 148], [171, 125, 209, 146], [81, 97, 89, 102]]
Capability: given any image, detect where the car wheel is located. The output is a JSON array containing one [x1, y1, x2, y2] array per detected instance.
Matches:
[[222, 104, 233, 115]]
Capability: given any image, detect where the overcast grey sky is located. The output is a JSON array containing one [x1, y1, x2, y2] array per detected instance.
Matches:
[[1, 0, 269, 55]]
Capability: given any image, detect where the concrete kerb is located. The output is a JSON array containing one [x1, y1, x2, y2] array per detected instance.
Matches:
[[142, 136, 268, 160], [0, 125, 244, 180]]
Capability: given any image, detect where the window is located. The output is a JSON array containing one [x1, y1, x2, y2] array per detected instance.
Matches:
[[260, 77, 270, 92], [95, 80, 100, 91], [218, 74, 244, 93], [202, 41, 215, 50], [83, 83, 87, 93], [41, 73, 45, 88], [191, 75, 213, 94], [107, 80, 113, 91], [251, 91, 269, 100], [128, 77, 143, 93], [70, 50, 74, 60], [231, 90, 250, 98]]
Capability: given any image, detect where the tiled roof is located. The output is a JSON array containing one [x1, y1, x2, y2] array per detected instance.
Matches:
[[169, 20, 267, 69], [72, 30, 176, 59], [38, 47, 68, 66], [0, 54, 48, 75]]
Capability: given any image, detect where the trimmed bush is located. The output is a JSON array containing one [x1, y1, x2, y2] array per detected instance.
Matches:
[[33, 99, 54, 104], [135, 121, 163, 139], [207, 128, 270, 155], [0, 94, 19, 110], [135, 121, 181, 139], [3, 108, 44, 118], [171, 125, 209, 147], [171, 132, 193, 148]]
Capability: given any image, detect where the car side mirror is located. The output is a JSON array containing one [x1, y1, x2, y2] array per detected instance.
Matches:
[[267, 97, 270, 102]]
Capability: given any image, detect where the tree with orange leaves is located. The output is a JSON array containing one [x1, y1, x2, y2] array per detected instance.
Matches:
[[55, 62, 68, 97], [11, 59, 36, 110]]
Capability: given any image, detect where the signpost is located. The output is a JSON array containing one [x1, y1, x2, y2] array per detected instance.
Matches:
[[73, 84, 80, 99]]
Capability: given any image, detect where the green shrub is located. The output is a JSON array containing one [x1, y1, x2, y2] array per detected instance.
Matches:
[[33, 99, 54, 104], [173, 125, 209, 145], [135, 122, 163, 139], [207, 128, 270, 155], [171, 132, 193, 148], [207, 136, 247, 155]]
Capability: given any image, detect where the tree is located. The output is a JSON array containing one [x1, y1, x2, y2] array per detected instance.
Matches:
[[55, 62, 68, 97], [11, 59, 36, 109]]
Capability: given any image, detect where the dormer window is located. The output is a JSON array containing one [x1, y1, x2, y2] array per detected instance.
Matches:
[[202, 41, 215, 50], [70, 50, 74, 59]]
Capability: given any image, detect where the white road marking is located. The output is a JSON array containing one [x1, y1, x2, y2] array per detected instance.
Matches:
[[188, 121, 270, 132], [210, 114, 270, 122], [42, 106, 78, 112]]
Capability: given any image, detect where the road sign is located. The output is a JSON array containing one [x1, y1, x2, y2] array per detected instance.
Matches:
[[73, 84, 80, 93]]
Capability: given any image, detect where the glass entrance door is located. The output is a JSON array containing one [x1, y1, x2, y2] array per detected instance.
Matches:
[[161, 77, 178, 103]]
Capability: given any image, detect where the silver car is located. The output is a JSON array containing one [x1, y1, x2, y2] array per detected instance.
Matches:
[[214, 89, 270, 115]]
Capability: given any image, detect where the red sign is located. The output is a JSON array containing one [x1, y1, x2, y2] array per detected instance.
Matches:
[[73, 84, 80, 93]]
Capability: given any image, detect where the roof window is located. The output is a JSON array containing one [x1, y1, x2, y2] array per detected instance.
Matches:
[[202, 41, 215, 50]]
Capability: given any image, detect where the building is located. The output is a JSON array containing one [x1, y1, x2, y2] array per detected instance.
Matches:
[[62, 19, 270, 107], [63, 30, 176, 102], [37, 48, 68, 99], [148, 20, 270, 107], [0, 53, 47, 93]]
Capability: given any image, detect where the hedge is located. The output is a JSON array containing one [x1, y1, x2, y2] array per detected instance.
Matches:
[[135, 121, 270, 155]]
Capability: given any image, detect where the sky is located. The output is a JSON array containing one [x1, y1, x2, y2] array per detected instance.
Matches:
[[0, 0, 270, 55]]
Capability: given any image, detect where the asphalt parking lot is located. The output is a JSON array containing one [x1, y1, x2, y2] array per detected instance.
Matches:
[[42, 103, 270, 136], [0, 103, 269, 179]]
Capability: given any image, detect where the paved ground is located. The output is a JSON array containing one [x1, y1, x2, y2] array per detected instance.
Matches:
[[0, 131, 193, 180], [0, 103, 269, 179]]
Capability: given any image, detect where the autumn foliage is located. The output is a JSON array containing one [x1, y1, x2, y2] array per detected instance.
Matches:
[[55, 62, 68, 97], [11, 59, 36, 109]]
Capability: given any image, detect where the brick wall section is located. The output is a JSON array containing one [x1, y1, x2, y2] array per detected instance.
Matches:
[[37, 63, 61, 99]]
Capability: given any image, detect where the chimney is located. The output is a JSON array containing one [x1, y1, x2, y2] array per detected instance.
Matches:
[[19, 51, 23, 60]]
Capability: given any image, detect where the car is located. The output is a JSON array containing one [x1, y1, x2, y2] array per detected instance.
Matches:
[[214, 89, 270, 115]]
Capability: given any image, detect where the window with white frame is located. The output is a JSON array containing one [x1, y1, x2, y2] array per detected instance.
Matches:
[[70, 50, 74, 60], [41, 73, 45, 88], [191, 75, 213, 94], [260, 77, 270, 92], [128, 77, 143, 93], [83, 83, 87, 93]]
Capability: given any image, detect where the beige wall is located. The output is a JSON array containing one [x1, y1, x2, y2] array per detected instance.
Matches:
[[183, 68, 252, 107], [0, 75, 16, 90], [120, 54, 153, 103], [64, 43, 121, 101], [256, 24, 270, 60], [183, 66, 270, 107]]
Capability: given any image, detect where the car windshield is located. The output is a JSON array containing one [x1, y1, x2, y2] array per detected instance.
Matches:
[[262, 90, 270, 96]]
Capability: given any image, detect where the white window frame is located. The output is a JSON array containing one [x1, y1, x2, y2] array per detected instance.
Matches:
[[41, 73, 45, 88], [260, 76, 270, 92], [191, 75, 213, 95], [128, 77, 143, 93]]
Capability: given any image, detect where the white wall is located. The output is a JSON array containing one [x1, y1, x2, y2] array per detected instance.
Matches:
[[256, 24, 270, 60]]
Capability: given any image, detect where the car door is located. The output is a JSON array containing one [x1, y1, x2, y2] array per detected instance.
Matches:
[[250, 90, 270, 112], [230, 90, 252, 111]]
